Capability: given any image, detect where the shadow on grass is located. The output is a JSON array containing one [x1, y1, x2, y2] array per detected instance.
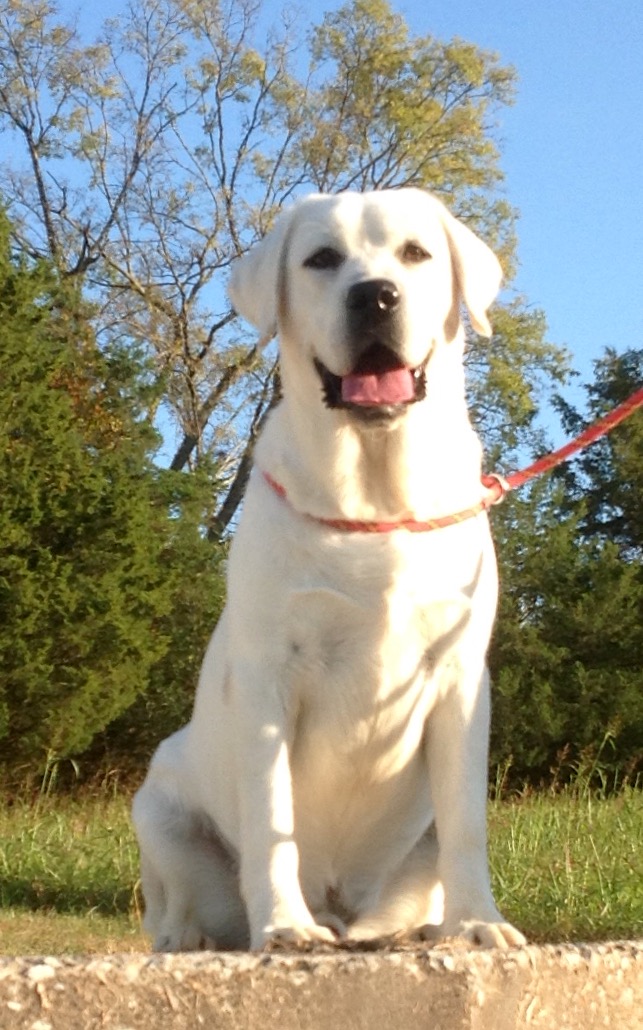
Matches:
[[0, 876, 137, 916]]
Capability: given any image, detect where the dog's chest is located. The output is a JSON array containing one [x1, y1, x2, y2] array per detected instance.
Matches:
[[285, 531, 482, 767]]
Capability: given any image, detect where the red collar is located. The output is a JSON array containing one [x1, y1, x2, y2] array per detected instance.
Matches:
[[260, 386, 643, 532], [261, 470, 507, 533]]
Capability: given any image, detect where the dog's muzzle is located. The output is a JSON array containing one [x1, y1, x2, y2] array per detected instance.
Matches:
[[315, 278, 429, 421]]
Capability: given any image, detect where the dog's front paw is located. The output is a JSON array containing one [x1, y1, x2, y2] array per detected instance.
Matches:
[[254, 921, 338, 951], [446, 917, 526, 949]]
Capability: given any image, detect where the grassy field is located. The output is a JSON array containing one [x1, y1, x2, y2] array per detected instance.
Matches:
[[0, 785, 641, 955]]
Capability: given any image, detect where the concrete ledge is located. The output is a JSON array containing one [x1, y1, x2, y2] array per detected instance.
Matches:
[[0, 941, 641, 1030]]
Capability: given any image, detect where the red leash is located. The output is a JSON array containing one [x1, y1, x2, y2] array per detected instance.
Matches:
[[262, 386, 643, 533], [495, 385, 643, 496]]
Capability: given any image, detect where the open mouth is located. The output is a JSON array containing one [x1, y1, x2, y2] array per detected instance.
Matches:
[[314, 342, 428, 419]]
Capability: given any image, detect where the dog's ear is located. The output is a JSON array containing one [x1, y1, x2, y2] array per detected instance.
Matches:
[[439, 208, 503, 338], [228, 208, 295, 339], [229, 196, 326, 339]]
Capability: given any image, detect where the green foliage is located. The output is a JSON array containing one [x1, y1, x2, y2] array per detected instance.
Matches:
[[89, 464, 227, 770], [304, 1, 515, 219], [490, 354, 643, 785], [0, 211, 163, 768], [468, 300, 569, 455], [556, 348, 643, 557], [0, 209, 225, 776]]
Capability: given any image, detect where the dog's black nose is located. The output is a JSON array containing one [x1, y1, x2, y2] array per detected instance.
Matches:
[[347, 279, 400, 315]]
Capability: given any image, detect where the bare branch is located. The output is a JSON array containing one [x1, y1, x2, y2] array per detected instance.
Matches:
[[208, 363, 281, 538], [170, 343, 260, 471]]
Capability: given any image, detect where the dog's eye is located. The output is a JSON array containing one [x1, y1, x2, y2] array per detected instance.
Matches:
[[304, 247, 344, 271], [400, 242, 432, 265]]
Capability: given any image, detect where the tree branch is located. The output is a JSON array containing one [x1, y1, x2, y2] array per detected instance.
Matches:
[[169, 343, 260, 471], [208, 364, 281, 539]]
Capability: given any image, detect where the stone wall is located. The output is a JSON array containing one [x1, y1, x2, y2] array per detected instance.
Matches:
[[1, 941, 641, 1030]]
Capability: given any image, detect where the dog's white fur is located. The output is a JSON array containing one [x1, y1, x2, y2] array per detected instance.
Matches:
[[133, 189, 526, 951]]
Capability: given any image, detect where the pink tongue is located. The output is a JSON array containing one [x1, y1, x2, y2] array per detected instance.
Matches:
[[341, 367, 415, 406]]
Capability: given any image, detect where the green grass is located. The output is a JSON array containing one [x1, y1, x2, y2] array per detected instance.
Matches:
[[488, 787, 642, 943], [0, 794, 147, 954], [0, 786, 641, 955]]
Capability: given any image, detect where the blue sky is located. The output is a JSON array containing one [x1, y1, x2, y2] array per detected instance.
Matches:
[[399, 0, 643, 409], [69, 0, 642, 424]]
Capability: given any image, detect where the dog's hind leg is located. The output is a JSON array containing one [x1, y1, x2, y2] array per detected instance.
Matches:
[[133, 783, 249, 952]]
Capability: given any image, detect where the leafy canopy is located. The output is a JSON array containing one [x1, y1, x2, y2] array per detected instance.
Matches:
[[0, 0, 568, 515]]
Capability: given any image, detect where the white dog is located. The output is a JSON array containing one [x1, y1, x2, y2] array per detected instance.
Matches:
[[133, 188, 526, 952]]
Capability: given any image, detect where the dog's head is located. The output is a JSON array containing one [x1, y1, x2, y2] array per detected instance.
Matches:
[[229, 189, 502, 424]]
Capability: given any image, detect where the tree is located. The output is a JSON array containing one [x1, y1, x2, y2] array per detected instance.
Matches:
[[0, 206, 223, 776], [302, 0, 512, 220], [555, 348, 643, 558], [489, 354, 643, 786], [87, 461, 228, 773], [0, 0, 569, 532]]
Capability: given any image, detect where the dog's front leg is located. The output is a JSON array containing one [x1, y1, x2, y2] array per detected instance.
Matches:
[[425, 666, 526, 949], [235, 680, 336, 950]]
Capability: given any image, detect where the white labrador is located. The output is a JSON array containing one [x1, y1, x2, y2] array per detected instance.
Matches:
[[133, 189, 526, 952]]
